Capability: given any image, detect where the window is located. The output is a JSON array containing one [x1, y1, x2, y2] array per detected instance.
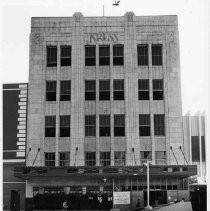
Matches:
[[138, 79, 149, 100], [99, 115, 110, 137], [113, 79, 124, 100], [191, 136, 199, 162], [60, 80, 71, 101], [99, 80, 110, 100], [140, 151, 152, 164], [46, 81, 56, 101], [85, 115, 96, 137], [47, 46, 57, 67], [59, 152, 70, 166], [85, 80, 96, 100], [137, 44, 148, 66], [153, 79, 163, 100], [85, 45, 96, 66], [114, 115, 125, 136], [100, 152, 110, 166], [99, 45, 110, 66], [114, 151, 125, 166], [139, 114, 150, 136], [113, 45, 124, 66], [155, 151, 166, 165], [45, 152, 55, 166], [61, 46, 71, 66], [45, 116, 56, 137], [85, 152, 96, 166], [60, 115, 70, 137], [201, 136, 206, 162], [152, 44, 162, 65], [154, 114, 165, 136]]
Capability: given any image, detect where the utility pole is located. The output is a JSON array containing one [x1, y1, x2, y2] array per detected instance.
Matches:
[[144, 160, 153, 211]]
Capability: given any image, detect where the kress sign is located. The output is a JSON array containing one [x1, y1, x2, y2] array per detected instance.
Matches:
[[85, 32, 119, 44]]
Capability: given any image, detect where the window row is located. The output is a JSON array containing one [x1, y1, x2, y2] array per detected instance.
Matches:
[[44, 151, 166, 167], [46, 79, 163, 101], [45, 114, 165, 137], [46, 44, 162, 67]]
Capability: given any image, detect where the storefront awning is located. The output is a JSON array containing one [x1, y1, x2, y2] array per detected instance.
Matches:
[[14, 165, 197, 180]]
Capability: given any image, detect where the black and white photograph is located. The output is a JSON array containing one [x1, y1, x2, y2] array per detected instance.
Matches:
[[1, 0, 208, 210]]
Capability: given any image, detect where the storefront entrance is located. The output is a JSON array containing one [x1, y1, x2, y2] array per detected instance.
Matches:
[[143, 190, 167, 206], [33, 187, 113, 210]]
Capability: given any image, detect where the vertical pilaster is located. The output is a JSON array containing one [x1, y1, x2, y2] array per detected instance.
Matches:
[[148, 44, 155, 165], [70, 13, 85, 166], [96, 45, 100, 166], [55, 45, 60, 166], [124, 12, 139, 165], [110, 44, 114, 166]]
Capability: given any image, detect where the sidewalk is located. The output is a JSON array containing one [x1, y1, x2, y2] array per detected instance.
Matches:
[[154, 201, 192, 211]]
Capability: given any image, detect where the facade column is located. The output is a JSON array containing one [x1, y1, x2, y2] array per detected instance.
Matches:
[[70, 12, 85, 166], [55, 44, 60, 166], [148, 44, 155, 165]]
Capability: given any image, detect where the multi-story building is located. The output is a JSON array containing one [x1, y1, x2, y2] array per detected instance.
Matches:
[[3, 83, 28, 210], [183, 113, 206, 183], [14, 12, 197, 210]]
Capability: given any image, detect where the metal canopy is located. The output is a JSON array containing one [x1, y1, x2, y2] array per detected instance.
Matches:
[[14, 165, 197, 180]]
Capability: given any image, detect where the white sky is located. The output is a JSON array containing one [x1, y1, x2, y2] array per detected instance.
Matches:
[[0, 0, 209, 114]]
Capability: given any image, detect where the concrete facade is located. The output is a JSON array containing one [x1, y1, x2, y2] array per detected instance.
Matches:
[[23, 12, 191, 210], [27, 12, 183, 167]]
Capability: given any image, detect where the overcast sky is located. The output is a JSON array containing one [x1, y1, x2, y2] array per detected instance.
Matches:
[[0, 0, 208, 114]]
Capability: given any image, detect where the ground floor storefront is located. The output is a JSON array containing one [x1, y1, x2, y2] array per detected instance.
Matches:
[[14, 165, 197, 211]]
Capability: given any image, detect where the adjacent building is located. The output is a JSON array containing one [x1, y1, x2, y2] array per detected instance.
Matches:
[[14, 12, 197, 210], [183, 113, 206, 184], [3, 83, 28, 210]]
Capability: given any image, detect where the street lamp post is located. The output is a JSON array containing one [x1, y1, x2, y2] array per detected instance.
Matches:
[[144, 160, 153, 211]]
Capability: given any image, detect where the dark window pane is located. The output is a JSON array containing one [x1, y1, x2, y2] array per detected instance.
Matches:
[[139, 115, 150, 136], [138, 79, 149, 100], [47, 46, 57, 67], [59, 152, 70, 166], [201, 136, 206, 162], [152, 44, 162, 66], [60, 80, 71, 101], [191, 136, 200, 162], [45, 128, 56, 137], [100, 127, 110, 137], [45, 152, 55, 166], [85, 152, 96, 166], [85, 46, 96, 66], [100, 152, 110, 166], [46, 81, 56, 101], [85, 80, 96, 100], [85, 115, 96, 137], [45, 116, 56, 137], [137, 44, 148, 66], [114, 115, 125, 136], [100, 115, 110, 137], [99, 80, 110, 100], [113, 45, 124, 66], [153, 79, 163, 100], [61, 46, 71, 66], [154, 114, 165, 136], [99, 46, 110, 66], [60, 115, 70, 137], [113, 80, 124, 100]]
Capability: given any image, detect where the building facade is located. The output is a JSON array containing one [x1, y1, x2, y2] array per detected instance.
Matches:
[[3, 83, 28, 210], [14, 12, 197, 210], [183, 113, 206, 183]]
